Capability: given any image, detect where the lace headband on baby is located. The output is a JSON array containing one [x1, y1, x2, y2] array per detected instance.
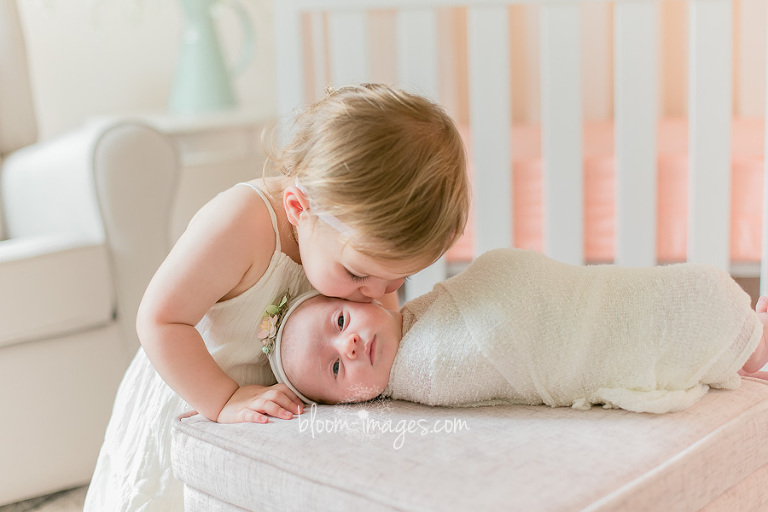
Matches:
[[261, 290, 322, 405], [294, 179, 354, 236]]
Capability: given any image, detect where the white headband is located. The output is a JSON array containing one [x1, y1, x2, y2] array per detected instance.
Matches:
[[294, 179, 354, 236], [267, 290, 323, 404]]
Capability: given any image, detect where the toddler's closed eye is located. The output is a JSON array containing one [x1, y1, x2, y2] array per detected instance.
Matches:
[[346, 269, 368, 282]]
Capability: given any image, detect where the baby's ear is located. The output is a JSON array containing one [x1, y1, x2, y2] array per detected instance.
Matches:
[[283, 185, 310, 225]]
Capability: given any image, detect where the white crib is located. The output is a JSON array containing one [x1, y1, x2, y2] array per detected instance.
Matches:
[[274, 0, 768, 301]]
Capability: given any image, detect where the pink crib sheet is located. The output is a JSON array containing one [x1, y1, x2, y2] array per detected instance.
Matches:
[[448, 118, 765, 264]]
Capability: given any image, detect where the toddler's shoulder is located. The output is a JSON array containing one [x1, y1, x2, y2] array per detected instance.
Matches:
[[180, 182, 281, 269], [191, 182, 276, 238]]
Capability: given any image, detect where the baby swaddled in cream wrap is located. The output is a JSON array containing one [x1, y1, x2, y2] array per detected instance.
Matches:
[[383, 249, 762, 413], [268, 249, 767, 414]]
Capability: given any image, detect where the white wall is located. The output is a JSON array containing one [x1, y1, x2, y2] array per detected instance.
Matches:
[[17, 0, 276, 140]]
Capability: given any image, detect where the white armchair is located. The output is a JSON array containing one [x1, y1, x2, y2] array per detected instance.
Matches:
[[0, 0, 179, 505]]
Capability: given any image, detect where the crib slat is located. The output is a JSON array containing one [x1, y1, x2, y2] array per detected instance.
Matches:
[[540, 4, 583, 265], [467, 6, 512, 258], [397, 9, 439, 99], [274, 1, 305, 141], [397, 9, 445, 301], [328, 12, 368, 86], [764, 110, 768, 296], [762, 1, 768, 296], [613, 1, 658, 267], [688, 0, 732, 271]]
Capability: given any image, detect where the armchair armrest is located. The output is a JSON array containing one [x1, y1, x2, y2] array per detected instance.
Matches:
[[2, 122, 107, 240], [2, 121, 180, 354], [92, 122, 180, 353]]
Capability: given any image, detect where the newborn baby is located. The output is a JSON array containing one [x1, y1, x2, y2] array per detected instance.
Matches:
[[266, 249, 768, 413]]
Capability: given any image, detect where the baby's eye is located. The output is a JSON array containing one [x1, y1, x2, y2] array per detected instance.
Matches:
[[332, 359, 340, 376], [337, 313, 345, 330]]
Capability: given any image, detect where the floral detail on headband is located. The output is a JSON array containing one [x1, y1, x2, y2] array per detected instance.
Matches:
[[258, 293, 290, 355]]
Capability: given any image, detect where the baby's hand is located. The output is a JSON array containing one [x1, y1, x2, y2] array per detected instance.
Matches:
[[757, 296, 768, 317], [217, 384, 304, 424]]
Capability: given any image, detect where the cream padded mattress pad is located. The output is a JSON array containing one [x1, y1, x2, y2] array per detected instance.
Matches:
[[172, 378, 768, 511]]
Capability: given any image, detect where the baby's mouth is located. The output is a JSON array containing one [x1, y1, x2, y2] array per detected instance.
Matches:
[[368, 336, 376, 366]]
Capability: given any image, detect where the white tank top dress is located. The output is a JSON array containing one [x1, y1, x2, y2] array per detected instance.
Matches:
[[84, 183, 313, 512]]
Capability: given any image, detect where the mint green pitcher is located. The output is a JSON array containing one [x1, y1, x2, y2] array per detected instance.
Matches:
[[169, 0, 254, 114]]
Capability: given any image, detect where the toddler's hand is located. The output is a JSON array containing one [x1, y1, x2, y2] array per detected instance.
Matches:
[[217, 384, 304, 424]]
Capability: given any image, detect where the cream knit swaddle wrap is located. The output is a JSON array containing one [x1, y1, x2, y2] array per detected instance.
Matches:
[[383, 249, 763, 413]]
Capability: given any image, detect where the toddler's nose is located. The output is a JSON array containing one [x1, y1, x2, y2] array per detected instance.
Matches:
[[361, 278, 404, 299], [360, 281, 386, 299], [384, 278, 405, 294]]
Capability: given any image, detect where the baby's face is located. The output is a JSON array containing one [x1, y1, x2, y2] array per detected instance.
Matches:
[[282, 295, 403, 404]]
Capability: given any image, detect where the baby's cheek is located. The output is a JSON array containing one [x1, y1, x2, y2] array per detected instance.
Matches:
[[344, 383, 382, 403], [373, 375, 389, 394]]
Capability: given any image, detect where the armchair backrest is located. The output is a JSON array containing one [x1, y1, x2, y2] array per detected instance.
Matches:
[[0, 0, 38, 156]]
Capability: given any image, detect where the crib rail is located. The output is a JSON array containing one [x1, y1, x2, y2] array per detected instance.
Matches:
[[274, 0, 767, 299]]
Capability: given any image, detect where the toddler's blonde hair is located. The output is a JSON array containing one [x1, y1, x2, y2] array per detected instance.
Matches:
[[268, 83, 470, 266]]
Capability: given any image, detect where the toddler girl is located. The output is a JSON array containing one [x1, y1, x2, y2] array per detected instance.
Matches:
[[84, 83, 470, 511], [270, 248, 768, 413]]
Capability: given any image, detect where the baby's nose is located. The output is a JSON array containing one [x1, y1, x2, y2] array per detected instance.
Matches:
[[340, 333, 360, 359]]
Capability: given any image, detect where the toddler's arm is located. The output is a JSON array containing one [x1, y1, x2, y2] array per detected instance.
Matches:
[[136, 186, 303, 422]]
